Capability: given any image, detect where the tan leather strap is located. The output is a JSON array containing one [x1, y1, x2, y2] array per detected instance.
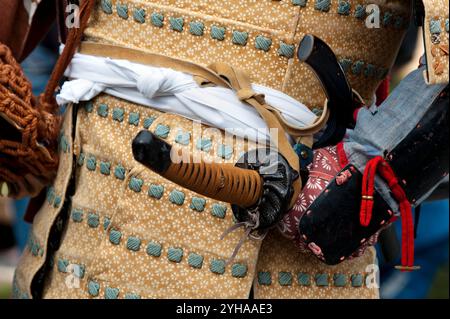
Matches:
[[79, 42, 231, 89], [206, 62, 300, 172], [79, 42, 329, 141], [204, 62, 302, 206]]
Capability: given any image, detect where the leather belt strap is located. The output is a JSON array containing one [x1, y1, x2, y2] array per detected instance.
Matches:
[[79, 42, 231, 89], [79, 42, 329, 141]]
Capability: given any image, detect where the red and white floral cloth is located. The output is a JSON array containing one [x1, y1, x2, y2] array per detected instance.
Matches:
[[277, 145, 380, 260]]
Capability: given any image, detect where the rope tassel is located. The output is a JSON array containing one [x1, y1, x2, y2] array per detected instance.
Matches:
[[360, 156, 419, 272]]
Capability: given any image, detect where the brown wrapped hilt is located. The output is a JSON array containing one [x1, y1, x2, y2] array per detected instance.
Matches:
[[132, 130, 263, 208]]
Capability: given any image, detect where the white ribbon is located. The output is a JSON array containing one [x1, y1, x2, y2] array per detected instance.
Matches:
[[57, 49, 317, 142]]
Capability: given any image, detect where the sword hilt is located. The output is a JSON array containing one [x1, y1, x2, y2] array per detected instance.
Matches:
[[132, 130, 297, 229], [132, 130, 263, 208]]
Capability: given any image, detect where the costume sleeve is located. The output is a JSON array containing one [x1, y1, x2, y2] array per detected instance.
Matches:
[[0, 0, 58, 61]]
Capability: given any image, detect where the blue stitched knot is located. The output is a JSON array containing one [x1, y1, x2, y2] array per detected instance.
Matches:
[[87, 213, 100, 228], [148, 184, 164, 199], [105, 287, 119, 299], [71, 209, 83, 222], [446, 19, 449, 32], [109, 229, 122, 245], [46, 186, 55, 204], [129, 177, 144, 192], [84, 101, 94, 113], [351, 274, 364, 287], [196, 138, 212, 152], [292, 0, 307, 7], [112, 108, 124, 122], [430, 18, 442, 34], [298, 272, 311, 286], [258, 272, 272, 285], [101, 0, 113, 14], [97, 104, 108, 117], [53, 196, 62, 208], [143, 116, 156, 129], [155, 124, 170, 138], [231, 264, 248, 278], [151, 12, 164, 27], [190, 21, 205, 36], [351, 60, 365, 75], [31, 241, 40, 257], [211, 203, 227, 219], [190, 197, 206, 212], [169, 17, 184, 32], [128, 112, 140, 126], [88, 281, 100, 297], [116, 3, 128, 20], [169, 190, 185, 205], [315, 273, 329, 287], [167, 247, 183, 263], [175, 130, 191, 145], [278, 272, 293, 286], [60, 135, 69, 153], [255, 35, 272, 52], [188, 253, 204, 269], [133, 8, 146, 24], [77, 153, 85, 166], [339, 58, 352, 72], [127, 236, 141, 251], [315, 0, 331, 12], [333, 273, 347, 287], [114, 164, 126, 180], [86, 155, 96, 171], [278, 42, 295, 58], [337, 1, 351, 16], [211, 25, 226, 41], [57, 259, 68, 273], [125, 293, 141, 299], [146, 242, 162, 257], [210, 259, 226, 275], [364, 64, 376, 78], [354, 4, 366, 19], [382, 12, 393, 27], [100, 162, 111, 175], [217, 144, 233, 160], [232, 31, 248, 46], [73, 264, 85, 279], [103, 217, 111, 230]]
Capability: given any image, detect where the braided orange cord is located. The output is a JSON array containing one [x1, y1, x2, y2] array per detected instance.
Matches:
[[0, 0, 95, 195], [0, 42, 59, 189], [164, 159, 263, 208]]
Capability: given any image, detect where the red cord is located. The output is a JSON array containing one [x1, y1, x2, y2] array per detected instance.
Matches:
[[376, 76, 391, 106], [336, 142, 349, 169], [360, 156, 415, 271]]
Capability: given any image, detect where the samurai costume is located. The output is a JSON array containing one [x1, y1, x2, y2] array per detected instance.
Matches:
[[0, 0, 447, 299]]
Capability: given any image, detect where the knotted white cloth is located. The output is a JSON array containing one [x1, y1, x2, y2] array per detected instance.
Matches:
[[57, 49, 317, 142]]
